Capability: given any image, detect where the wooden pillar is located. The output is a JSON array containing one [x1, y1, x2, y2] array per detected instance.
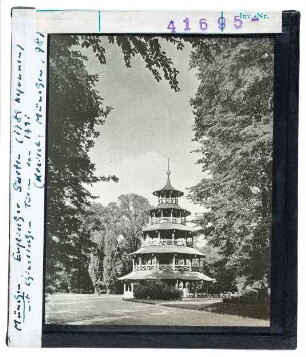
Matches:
[[172, 230, 175, 244], [132, 258, 135, 270], [173, 255, 176, 270], [207, 281, 209, 297]]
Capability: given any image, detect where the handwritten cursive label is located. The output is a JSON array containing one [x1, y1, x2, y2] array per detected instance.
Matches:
[[8, 9, 46, 347], [13, 284, 31, 331]]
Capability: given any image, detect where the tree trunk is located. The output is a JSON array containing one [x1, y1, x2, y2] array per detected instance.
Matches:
[[94, 284, 98, 295]]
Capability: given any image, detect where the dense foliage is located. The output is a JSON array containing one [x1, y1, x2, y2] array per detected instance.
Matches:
[[88, 195, 152, 294], [133, 281, 182, 300], [188, 38, 274, 294]]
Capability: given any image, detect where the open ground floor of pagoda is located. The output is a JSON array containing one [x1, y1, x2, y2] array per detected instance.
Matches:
[[45, 293, 269, 327]]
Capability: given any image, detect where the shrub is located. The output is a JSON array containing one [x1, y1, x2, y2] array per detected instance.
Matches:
[[223, 291, 269, 304], [134, 280, 182, 300], [223, 296, 269, 304]]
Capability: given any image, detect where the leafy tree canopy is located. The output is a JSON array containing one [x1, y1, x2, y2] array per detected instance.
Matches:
[[188, 38, 274, 292]]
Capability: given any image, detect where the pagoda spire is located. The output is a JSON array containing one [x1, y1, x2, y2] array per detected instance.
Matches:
[[166, 158, 171, 176], [153, 159, 184, 197], [165, 158, 172, 188]]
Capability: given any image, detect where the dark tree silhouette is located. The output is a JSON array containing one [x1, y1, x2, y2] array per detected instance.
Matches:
[[188, 38, 274, 294]]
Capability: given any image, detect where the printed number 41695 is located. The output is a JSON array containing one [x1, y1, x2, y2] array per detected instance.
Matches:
[[167, 16, 243, 33]]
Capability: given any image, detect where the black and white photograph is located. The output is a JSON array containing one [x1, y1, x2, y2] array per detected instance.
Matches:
[[44, 34, 274, 327]]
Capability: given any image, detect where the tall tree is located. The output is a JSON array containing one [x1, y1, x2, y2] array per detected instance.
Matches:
[[117, 194, 152, 252], [188, 38, 274, 293], [116, 194, 152, 277], [88, 253, 103, 294], [100, 195, 151, 291], [85, 203, 107, 293], [84, 195, 151, 293], [103, 230, 122, 294], [46, 36, 112, 293]]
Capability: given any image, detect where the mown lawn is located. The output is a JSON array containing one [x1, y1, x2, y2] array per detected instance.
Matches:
[[164, 301, 269, 320], [202, 301, 270, 320], [127, 297, 269, 320]]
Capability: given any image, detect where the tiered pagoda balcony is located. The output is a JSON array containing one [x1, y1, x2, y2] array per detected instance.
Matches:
[[148, 217, 187, 225], [133, 264, 201, 272], [158, 197, 178, 205], [141, 238, 193, 248]]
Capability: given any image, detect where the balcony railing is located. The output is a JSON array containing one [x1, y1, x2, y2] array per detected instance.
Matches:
[[133, 264, 200, 272], [149, 217, 186, 225], [158, 198, 178, 205], [141, 239, 193, 247]]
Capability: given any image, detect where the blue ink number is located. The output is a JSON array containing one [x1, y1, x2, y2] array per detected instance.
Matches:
[[234, 15, 243, 29], [218, 16, 226, 31], [199, 18, 208, 31], [167, 20, 176, 33], [183, 17, 191, 31]]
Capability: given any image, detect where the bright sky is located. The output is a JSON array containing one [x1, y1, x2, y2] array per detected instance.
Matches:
[[83, 37, 208, 217]]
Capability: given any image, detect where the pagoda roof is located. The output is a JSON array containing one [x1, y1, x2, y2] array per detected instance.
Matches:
[[143, 223, 193, 232], [118, 270, 214, 282], [153, 176, 184, 197], [151, 203, 184, 210], [130, 245, 204, 256], [149, 203, 191, 216]]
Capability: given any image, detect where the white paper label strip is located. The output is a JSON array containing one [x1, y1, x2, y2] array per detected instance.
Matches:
[[8, 8, 46, 347], [36, 10, 282, 34]]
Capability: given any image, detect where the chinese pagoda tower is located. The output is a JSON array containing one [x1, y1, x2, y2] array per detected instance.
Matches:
[[119, 161, 214, 298]]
